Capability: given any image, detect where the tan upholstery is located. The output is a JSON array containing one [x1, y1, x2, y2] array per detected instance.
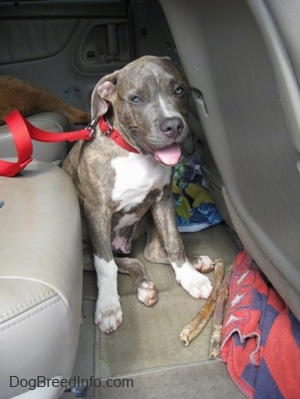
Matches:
[[0, 112, 70, 165], [0, 113, 82, 399]]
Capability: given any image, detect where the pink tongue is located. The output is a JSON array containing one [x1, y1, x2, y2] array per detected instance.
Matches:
[[154, 143, 182, 166]]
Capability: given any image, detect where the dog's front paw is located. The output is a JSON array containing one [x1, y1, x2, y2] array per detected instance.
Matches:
[[94, 299, 123, 334], [136, 280, 158, 307], [175, 262, 212, 299]]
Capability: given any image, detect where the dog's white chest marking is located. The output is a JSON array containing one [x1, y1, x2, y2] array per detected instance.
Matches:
[[111, 153, 171, 212]]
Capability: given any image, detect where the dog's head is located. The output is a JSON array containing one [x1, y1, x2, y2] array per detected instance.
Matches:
[[91, 56, 189, 166]]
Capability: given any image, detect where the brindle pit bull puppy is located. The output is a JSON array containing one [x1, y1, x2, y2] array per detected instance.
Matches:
[[63, 56, 213, 333]]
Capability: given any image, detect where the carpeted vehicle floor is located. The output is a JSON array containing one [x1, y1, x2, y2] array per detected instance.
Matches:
[[62, 224, 245, 399]]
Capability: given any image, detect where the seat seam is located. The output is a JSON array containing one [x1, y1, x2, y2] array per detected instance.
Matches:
[[0, 290, 57, 323], [0, 296, 61, 332]]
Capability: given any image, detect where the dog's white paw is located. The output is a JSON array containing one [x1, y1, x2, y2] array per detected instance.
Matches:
[[94, 299, 123, 334], [175, 262, 212, 299], [136, 281, 158, 307]]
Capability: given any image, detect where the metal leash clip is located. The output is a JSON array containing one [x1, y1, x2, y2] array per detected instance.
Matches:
[[102, 115, 113, 137], [85, 117, 99, 138]]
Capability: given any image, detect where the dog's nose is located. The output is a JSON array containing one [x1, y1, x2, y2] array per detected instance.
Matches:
[[160, 118, 183, 138]]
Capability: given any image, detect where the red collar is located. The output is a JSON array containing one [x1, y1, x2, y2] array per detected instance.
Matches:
[[98, 114, 139, 154]]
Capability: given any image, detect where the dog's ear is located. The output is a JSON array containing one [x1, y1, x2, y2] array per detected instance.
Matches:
[[91, 71, 119, 120]]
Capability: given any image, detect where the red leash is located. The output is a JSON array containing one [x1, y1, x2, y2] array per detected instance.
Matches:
[[0, 109, 96, 177]]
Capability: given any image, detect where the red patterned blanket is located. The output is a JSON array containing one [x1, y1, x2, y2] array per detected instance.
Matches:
[[221, 250, 300, 398]]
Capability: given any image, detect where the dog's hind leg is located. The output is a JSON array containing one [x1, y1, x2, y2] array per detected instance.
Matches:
[[115, 257, 157, 306]]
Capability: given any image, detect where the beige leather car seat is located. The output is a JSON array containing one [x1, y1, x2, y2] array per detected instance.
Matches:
[[0, 113, 83, 399]]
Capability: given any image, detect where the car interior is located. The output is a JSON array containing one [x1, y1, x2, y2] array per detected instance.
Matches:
[[0, 1, 299, 398]]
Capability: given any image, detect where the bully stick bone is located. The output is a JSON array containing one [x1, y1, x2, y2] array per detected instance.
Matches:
[[180, 259, 224, 347], [208, 264, 233, 360]]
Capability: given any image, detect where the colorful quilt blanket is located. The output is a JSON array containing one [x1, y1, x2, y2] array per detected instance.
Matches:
[[221, 250, 300, 399]]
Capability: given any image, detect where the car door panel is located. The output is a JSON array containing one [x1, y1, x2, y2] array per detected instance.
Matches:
[[0, 0, 130, 113]]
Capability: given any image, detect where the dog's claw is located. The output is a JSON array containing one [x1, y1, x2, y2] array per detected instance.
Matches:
[[94, 305, 123, 334]]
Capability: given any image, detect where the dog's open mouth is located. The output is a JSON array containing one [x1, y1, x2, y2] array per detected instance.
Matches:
[[153, 143, 182, 166]]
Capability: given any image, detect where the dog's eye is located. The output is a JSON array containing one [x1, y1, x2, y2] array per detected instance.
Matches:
[[130, 95, 143, 103], [174, 87, 185, 96]]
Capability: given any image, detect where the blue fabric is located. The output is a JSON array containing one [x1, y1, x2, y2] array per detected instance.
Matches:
[[172, 158, 223, 232]]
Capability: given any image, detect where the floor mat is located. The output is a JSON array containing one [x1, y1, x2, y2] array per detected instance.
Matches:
[[96, 361, 245, 399], [64, 224, 245, 399], [96, 289, 213, 378], [91, 225, 239, 375]]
